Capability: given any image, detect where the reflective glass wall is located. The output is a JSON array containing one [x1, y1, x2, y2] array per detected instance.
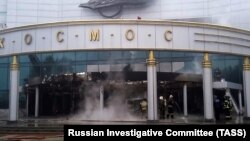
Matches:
[[0, 51, 243, 111], [0, 56, 9, 109]]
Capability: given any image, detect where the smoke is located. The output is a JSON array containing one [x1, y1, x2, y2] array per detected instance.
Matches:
[[177, 57, 202, 74], [70, 51, 143, 121], [70, 81, 140, 121], [0, 109, 8, 119], [191, 57, 202, 74]]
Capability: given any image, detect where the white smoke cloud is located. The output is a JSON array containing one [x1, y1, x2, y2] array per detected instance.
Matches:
[[70, 80, 141, 121]]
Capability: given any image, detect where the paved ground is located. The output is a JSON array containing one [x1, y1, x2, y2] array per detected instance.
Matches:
[[0, 114, 249, 141], [0, 134, 63, 141]]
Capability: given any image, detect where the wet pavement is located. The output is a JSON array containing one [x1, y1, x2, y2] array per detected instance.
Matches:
[[0, 114, 250, 140]]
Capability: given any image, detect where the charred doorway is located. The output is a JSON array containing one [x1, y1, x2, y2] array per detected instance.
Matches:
[[24, 71, 203, 118]]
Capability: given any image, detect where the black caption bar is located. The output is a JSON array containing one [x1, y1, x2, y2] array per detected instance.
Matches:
[[64, 124, 250, 140]]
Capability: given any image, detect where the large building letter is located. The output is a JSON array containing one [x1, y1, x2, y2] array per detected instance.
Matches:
[[125, 29, 135, 41], [0, 37, 4, 48], [90, 30, 100, 41], [164, 30, 173, 41], [57, 31, 64, 43], [24, 34, 32, 45]]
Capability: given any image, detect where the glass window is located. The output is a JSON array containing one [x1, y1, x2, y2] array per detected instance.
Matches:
[[184, 52, 202, 57], [76, 52, 87, 61], [20, 55, 30, 63], [41, 53, 53, 64], [159, 51, 172, 58], [0, 57, 9, 63], [0, 68, 8, 90], [41, 64, 55, 76], [133, 51, 147, 59], [0, 91, 8, 108], [224, 59, 242, 83], [211, 54, 243, 83], [19, 93, 26, 109], [224, 55, 241, 60], [110, 51, 123, 60], [75, 64, 87, 73], [87, 51, 98, 60], [54, 62, 74, 74], [153, 51, 160, 58], [211, 54, 223, 60], [99, 51, 110, 60], [63, 52, 75, 61], [29, 65, 41, 77], [53, 52, 64, 61], [172, 52, 185, 57], [20, 66, 30, 86]]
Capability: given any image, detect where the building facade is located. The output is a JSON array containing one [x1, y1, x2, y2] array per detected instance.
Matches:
[[0, 0, 250, 121]]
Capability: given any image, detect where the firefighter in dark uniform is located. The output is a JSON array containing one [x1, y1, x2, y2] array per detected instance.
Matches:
[[159, 96, 166, 119], [140, 98, 147, 119], [223, 95, 233, 120], [166, 95, 175, 119]]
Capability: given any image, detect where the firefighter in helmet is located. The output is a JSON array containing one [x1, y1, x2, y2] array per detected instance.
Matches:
[[140, 98, 147, 119], [223, 95, 233, 120], [166, 95, 175, 119], [159, 96, 166, 119]]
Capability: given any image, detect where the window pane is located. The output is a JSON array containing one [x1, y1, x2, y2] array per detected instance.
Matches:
[[76, 52, 87, 61], [99, 51, 110, 60], [87, 52, 98, 60]]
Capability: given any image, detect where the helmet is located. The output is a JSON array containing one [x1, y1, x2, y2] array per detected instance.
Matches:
[[169, 95, 173, 98], [159, 96, 163, 100]]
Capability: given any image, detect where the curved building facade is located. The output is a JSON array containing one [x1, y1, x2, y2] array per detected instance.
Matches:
[[0, 0, 250, 121], [1, 0, 250, 30]]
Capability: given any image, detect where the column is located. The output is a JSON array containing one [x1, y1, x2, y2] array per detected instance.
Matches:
[[243, 56, 250, 118], [202, 53, 214, 120], [238, 90, 243, 115], [35, 87, 39, 117], [99, 85, 104, 119], [9, 55, 20, 121], [147, 51, 158, 121], [183, 83, 188, 117]]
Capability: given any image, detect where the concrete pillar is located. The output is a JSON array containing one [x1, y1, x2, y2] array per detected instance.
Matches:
[[35, 87, 39, 117], [238, 90, 243, 115], [183, 83, 188, 116], [9, 55, 20, 121], [100, 85, 104, 118], [202, 53, 214, 120], [243, 56, 250, 118], [147, 51, 158, 120]]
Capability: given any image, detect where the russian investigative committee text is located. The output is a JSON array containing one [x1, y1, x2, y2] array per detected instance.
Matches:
[[64, 125, 249, 139]]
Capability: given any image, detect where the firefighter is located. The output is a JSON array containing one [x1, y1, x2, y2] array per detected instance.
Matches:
[[159, 96, 166, 119], [223, 95, 233, 120], [140, 98, 147, 119], [166, 95, 175, 119]]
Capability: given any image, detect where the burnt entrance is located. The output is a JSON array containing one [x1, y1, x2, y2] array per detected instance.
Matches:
[[24, 71, 202, 118]]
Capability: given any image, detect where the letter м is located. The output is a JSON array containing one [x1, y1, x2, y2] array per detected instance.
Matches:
[[90, 30, 100, 41]]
